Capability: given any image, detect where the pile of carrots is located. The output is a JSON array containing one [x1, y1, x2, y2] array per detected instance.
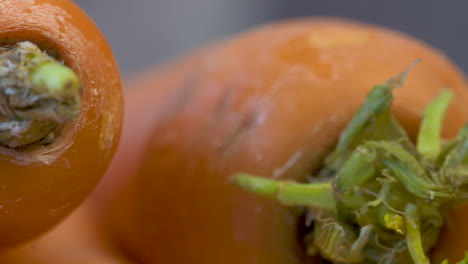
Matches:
[[0, 1, 467, 263]]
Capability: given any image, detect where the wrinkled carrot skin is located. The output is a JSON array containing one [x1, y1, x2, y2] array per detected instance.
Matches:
[[0, 0, 123, 248], [98, 19, 468, 263]]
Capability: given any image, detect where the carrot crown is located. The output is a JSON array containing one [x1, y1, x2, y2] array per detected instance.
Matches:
[[233, 65, 468, 264], [0, 41, 81, 149]]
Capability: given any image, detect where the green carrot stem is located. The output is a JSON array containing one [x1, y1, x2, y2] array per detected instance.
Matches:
[[417, 90, 454, 161], [336, 144, 377, 190], [349, 225, 373, 255], [232, 173, 336, 211], [405, 203, 430, 264], [332, 64, 416, 155]]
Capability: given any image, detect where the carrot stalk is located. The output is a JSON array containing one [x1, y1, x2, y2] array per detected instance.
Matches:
[[417, 90, 454, 161], [232, 174, 336, 211]]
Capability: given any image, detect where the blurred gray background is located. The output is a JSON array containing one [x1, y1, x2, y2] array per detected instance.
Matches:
[[75, 0, 468, 78]]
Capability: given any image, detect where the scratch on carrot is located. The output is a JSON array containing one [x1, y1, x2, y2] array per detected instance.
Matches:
[[272, 150, 303, 178]]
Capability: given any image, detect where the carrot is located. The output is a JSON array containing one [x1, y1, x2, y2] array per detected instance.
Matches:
[[98, 18, 468, 263], [0, 200, 131, 264], [0, 0, 123, 248]]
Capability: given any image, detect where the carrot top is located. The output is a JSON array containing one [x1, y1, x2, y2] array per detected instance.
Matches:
[[233, 65, 468, 264]]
